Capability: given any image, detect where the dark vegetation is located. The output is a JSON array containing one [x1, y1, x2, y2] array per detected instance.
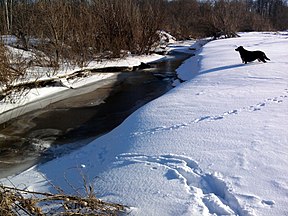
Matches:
[[0, 0, 287, 87]]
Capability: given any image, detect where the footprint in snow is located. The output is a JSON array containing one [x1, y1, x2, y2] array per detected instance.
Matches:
[[237, 194, 275, 209], [116, 153, 254, 215], [261, 200, 275, 206], [131, 89, 288, 137]]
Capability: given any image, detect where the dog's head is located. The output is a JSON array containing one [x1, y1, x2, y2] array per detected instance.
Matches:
[[235, 46, 244, 52]]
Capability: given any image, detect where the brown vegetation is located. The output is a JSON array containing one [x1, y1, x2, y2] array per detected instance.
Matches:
[[0, 42, 26, 87], [163, 0, 288, 39], [0, 184, 124, 216], [0, 42, 12, 85], [0, 0, 287, 69], [1, 0, 164, 67]]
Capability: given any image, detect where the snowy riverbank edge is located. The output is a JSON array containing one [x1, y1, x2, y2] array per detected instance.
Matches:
[[0, 53, 164, 125], [2, 32, 288, 216], [0, 38, 206, 125]]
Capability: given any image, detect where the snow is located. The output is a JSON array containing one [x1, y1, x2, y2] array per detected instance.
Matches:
[[0, 51, 165, 124], [1, 32, 288, 216]]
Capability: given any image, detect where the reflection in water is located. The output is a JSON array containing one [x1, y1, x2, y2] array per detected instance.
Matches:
[[0, 52, 191, 178]]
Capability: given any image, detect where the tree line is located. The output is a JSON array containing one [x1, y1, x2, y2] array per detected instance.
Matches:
[[163, 0, 288, 39], [0, 0, 287, 68]]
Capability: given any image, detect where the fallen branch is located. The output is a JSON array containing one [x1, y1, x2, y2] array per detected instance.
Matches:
[[0, 64, 138, 102]]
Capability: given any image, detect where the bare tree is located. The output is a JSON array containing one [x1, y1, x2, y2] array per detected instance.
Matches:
[[0, 0, 13, 34], [0, 0, 287, 76]]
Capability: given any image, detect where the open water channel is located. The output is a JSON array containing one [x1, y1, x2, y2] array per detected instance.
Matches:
[[0, 51, 192, 178]]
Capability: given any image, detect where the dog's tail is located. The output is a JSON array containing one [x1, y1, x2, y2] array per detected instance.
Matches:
[[264, 54, 270, 61]]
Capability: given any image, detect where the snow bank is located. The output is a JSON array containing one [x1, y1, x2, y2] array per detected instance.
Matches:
[[0, 51, 164, 124], [2, 32, 288, 216]]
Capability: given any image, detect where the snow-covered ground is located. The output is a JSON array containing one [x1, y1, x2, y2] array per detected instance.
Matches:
[[2, 32, 288, 216], [0, 53, 166, 124], [0, 31, 192, 124]]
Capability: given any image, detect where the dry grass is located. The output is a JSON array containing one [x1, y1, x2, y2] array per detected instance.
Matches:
[[0, 184, 125, 216]]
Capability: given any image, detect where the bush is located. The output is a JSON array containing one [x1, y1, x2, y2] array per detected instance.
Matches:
[[1, 0, 288, 84], [0, 42, 24, 87], [2, 0, 163, 67]]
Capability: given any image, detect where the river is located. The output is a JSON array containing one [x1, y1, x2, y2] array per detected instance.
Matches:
[[0, 51, 192, 178]]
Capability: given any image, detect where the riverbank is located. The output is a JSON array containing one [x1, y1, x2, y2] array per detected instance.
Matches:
[[0, 39, 205, 178], [2, 32, 287, 216], [0, 54, 164, 124], [0, 38, 207, 125]]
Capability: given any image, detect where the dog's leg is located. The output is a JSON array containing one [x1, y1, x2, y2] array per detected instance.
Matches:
[[259, 57, 267, 63], [264, 54, 270, 61]]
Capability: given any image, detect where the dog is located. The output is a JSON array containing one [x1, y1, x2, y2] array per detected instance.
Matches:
[[235, 46, 270, 64]]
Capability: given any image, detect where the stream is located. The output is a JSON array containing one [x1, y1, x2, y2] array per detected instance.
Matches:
[[0, 51, 192, 178]]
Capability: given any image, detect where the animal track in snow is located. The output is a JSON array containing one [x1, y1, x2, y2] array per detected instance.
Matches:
[[132, 89, 288, 137], [116, 153, 258, 215]]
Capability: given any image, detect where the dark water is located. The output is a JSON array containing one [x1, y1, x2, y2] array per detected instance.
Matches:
[[0, 52, 191, 178]]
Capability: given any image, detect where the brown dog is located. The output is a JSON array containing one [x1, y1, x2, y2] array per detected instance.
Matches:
[[235, 46, 270, 64]]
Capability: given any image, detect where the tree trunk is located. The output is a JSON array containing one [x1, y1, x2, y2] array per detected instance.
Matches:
[[4, 0, 10, 33]]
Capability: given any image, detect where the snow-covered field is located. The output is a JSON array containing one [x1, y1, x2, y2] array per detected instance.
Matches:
[[2, 32, 288, 216]]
